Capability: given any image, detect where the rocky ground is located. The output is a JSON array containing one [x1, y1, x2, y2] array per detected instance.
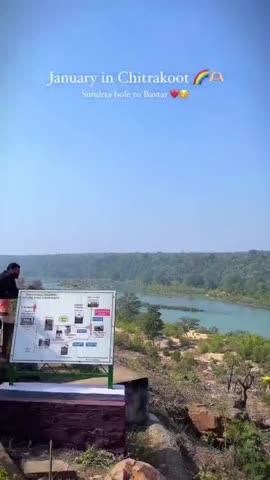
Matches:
[[2, 332, 270, 480]]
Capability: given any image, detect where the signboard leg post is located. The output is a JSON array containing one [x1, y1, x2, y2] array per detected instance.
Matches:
[[7, 364, 17, 385], [108, 364, 113, 389]]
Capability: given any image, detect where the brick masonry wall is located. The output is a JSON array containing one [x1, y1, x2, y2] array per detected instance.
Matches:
[[0, 397, 126, 454]]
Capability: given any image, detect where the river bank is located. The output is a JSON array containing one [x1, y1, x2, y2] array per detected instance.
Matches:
[[49, 278, 270, 309], [139, 282, 270, 309], [40, 278, 270, 336]]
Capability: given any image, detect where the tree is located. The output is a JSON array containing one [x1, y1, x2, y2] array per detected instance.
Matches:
[[117, 293, 142, 317], [223, 352, 241, 392], [178, 317, 200, 333], [234, 373, 254, 410], [142, 305, 164, 340], [222, 273, 244, 294], [185, 273, 205, 288]]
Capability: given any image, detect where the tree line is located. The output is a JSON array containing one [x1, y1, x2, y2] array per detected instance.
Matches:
[[0, 250, 269, 295]]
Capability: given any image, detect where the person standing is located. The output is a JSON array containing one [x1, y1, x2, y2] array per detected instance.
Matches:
[[0, 263, 21, 359]]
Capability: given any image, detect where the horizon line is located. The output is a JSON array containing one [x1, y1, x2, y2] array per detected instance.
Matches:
[[0, 249, 269, 257]]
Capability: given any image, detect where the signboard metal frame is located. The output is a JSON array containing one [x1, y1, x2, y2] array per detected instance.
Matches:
[[9, 289, 116, 388]]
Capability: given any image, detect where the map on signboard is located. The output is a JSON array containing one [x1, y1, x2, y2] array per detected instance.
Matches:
[[10, 290, 116, 365]]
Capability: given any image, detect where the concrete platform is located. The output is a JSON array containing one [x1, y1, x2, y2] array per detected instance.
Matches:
[[22, 459, 76, 479], [0, 383, 126, 453], [0, 382, 125, 403]]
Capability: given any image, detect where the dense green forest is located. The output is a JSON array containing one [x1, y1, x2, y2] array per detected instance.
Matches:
[[0, 251, 269, 299]]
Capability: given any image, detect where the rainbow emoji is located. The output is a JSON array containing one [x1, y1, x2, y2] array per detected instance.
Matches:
[[193, 69, 210, 85]]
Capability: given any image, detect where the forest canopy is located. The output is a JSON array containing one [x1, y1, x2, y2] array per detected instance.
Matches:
[[0, 251, 269, 296]]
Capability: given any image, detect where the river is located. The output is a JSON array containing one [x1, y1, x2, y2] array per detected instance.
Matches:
[[137, 293, 270, 337], [41, 279, 270, 337]]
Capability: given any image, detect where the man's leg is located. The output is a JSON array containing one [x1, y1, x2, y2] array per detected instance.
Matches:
[[2, 322, 14, 360]]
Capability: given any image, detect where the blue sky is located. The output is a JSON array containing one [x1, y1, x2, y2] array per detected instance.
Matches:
[[1, 0, 269, 254]]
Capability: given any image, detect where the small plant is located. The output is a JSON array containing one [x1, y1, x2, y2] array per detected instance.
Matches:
[[75, 446, 115, 469], [195, 470, 222, 480], [226, 418, 270, 479], [127, 431, 155, 464], [0, 470, 9, 480]]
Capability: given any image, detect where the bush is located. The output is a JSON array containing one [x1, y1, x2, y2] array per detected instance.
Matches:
[[173, 351, 197, 368], [163, 321, 185, 339], [144, 341, 160, 359], [195, 470, 223, 480], [75, 446, 115, 469], [116, 312, 141, 333], [130, 335, 146, 353], [212, 364, 227, 378], [115, 331, 160, 360], [198, 341, 210, 353], [198, 333, 270, 365], [0, 470, 8, 480], [127, 431, 155, 464], [171, 352, 198, 382], [226, 419, 270, 479], [115, 331, 132, 348]]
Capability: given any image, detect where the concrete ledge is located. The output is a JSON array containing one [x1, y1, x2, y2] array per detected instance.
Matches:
[[22, 460, 76, 479]]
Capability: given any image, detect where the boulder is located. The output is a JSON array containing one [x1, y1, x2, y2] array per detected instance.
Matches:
[[255, 417, 270, 429], [104, 458, 166, 480], [142, 414, 195, 479], [188, 404, 224, 436]]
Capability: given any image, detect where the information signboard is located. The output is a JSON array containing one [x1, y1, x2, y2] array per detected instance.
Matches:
[[10, 290, 116, 365]]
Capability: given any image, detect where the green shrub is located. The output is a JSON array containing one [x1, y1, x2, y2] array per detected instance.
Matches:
[[195, 470, 222, 480], [198, 333, 270, 365], [226, 419, 270, 479], [198, 341, 210, 353], [127, 431, 155, 464], [171, 352, 198, 383], [163, 323, 180, 337], [75, 446, 115, 469], [114, 331, 132, 348], [144, 341, 159, 359], [212, 364, 227, 377], [116, 312, 141, 333], [0, 469, 8, 480], [130, 335, 146, 353], [172, 351, 197, 368], [171, 351, 182, 362]]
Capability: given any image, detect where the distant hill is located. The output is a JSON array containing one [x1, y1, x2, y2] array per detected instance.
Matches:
[[0, 251, 269, 295]]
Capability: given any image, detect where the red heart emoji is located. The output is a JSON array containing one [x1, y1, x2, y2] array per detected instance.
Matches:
[[170, 89, 179, 98]]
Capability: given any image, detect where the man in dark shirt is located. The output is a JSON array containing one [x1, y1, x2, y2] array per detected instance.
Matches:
[[0, 263, 20, 359], [0, 263, 20, 299]]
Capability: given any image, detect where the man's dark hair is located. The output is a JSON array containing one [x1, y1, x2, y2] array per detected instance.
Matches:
[[7, 263, 20, 270]]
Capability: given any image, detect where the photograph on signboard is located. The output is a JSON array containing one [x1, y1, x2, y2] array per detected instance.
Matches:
[[56, 329, 63, 339], [44, 318, 53, 330], [20, 317, 34, 326], [60, 345, 69, 355], [38, 338, 50, 348], [74, 313, 84, 324]]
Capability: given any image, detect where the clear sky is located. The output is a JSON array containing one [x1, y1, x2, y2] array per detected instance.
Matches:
[[1, 0, 269, 254]]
